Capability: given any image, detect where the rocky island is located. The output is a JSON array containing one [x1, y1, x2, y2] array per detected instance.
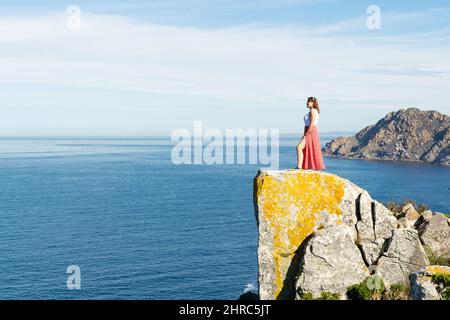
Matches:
[[253, 170, 450, 300], [323, 108, 449, 166]]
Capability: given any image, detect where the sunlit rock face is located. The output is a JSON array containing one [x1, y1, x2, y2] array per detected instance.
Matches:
[[253, 169, 398, 300], [323, 108, 450, 166]]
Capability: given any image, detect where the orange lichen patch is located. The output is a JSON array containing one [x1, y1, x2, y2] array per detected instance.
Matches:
[[255, 170, 345, 298], [426, 266, 450, 275]]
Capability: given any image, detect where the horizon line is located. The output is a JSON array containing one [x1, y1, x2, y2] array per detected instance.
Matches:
[[0, 131, 357, 138]]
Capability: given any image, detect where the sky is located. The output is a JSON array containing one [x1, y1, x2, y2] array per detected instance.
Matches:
[[0, 0, 449, 135]]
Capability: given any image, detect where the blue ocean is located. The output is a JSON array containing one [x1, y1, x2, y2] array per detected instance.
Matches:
[[0, 135, 448, 299]]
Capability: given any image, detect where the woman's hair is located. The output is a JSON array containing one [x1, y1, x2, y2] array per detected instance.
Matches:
[[307, 96, 320, 113]]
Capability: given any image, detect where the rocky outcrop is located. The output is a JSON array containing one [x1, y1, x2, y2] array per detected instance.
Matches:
[[253, 169, 449, 300], [254, 169, 360, 300], [410, 266, 450, 300], [418, 213, 450, 258], [294, 224, 369, 299], [377, 229, 429, 286], [323, 108, 450, 166]]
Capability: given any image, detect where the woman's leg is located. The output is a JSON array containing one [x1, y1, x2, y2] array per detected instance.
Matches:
[[296, 138, 306, 168]]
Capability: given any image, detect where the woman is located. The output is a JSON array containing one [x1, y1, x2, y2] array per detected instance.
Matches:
[[296, 97, 326, 170]]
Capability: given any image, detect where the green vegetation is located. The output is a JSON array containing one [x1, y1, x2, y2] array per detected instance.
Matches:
[[299, 291, 340, 300], [431, 273, 450, 300], [299, 292, 314, 300], [346, 276, 385, 300], [384, 197, 428, 214], [432, 273, 450, 287], [347, 277, 414, 300], [425, 248, 450, 267], [382, 283, 410, 300], [319, 292, 340, 300]]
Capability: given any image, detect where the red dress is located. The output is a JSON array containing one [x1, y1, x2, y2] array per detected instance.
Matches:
[[302, 125, 326, 170]]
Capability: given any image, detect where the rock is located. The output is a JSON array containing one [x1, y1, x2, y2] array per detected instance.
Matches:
[[394, 203, 423, 227], [323, 108, 450, 166], [397, 217, 413, 229], [253, 169, 397, 299], [432, 212, 450, 226], [254, 169, 361, 300], [418, 213, 450, 258], [373, 201, 398, 238], [406, 211, 420, 226], [402, 203, 420, 220], [355, 191, 376, 243], [401, 203, 414, 214], [295, 224, 369, 299], [396, 203, 421, 226], [410, 266, 450, 300], [360, 238, 386, 266], [238, 291, 259, 300], [421, 210, 433, 221], [322, 136, 357, 157], [377, 229, 429, 287]]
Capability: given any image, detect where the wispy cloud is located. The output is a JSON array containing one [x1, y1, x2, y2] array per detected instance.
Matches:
[[352, 65, 448, 77], [86, 0, 338, 11], [1, 10, 449, 107], [0, 6, 449, 135]]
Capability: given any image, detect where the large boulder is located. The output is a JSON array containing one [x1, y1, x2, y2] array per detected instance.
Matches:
[[418, 213, 450, 258], [253, 169, 397, 300], [410, 266, 450, 300], [377, 229, 429, 287], [254, 170, 357, 300], [294, 224, 369, 299]]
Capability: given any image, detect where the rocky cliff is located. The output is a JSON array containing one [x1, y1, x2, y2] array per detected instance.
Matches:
[[253, 170, 450, 300], [323, 108, 450, 166]]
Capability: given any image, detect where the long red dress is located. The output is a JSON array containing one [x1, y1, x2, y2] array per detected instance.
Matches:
[[302, 125, 326, 170]]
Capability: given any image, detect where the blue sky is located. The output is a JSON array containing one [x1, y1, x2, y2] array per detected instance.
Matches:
[[0, 0, 449, 135]]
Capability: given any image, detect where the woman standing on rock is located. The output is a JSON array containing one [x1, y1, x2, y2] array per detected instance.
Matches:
[[296, 97, 326, 170]]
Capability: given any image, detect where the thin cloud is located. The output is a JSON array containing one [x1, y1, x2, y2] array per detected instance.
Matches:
[[87, 0, 338, 11], [0, 10, 449, 109], [351, 66, 447, 77]]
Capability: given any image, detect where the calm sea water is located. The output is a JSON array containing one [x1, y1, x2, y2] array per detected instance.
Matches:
[[0, 136, 448, 299]]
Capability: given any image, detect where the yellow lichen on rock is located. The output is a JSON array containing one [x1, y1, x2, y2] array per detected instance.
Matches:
[[254, 170, 346, 299], [425, 266, 450, 275]]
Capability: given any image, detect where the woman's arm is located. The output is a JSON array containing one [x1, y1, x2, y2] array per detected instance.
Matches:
[[303, 109, 317, 138]]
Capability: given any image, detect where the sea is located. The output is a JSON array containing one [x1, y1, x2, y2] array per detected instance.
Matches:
[[0, 135, 448, 299]]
